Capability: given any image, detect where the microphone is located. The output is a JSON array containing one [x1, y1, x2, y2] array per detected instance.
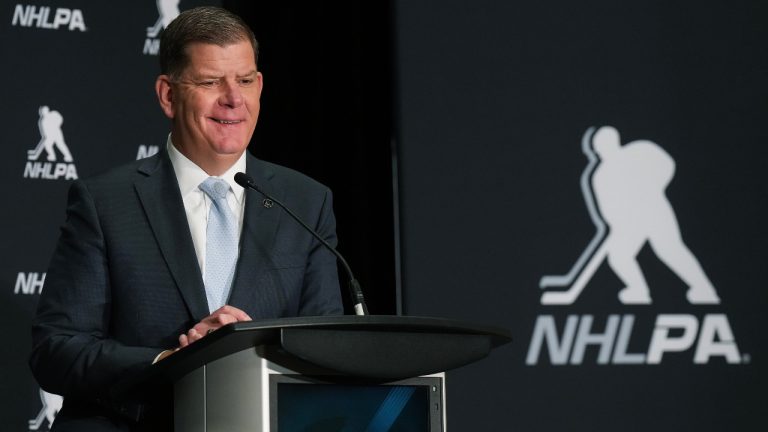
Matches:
[[234, 172, 369, 316]]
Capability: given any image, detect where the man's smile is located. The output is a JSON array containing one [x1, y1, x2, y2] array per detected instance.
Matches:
[[209, 117, 244, 125]]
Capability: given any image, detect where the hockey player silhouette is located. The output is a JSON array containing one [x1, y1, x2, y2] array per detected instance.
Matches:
[[27, 106, 73, 162], [541, 126, 720, 305], [146, 0, 181, 38], [27, 389, 62, 430]]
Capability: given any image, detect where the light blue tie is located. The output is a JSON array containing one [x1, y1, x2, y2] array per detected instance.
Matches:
[[199, 177, 238, 312]]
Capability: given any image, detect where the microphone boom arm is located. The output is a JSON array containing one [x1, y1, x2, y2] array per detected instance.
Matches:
[[235, 172, 369, 315]]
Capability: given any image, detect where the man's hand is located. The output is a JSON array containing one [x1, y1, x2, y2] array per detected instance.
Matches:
[[178, 305, 252, 348], [153, 306, 252, 363]]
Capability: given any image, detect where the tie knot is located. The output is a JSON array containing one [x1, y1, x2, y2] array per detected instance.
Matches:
[[199, 177, 230, 200]]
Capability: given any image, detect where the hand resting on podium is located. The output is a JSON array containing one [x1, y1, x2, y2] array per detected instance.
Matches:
[[154, 305, 252, 363]]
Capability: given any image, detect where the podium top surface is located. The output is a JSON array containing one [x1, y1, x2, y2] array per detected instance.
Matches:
[[114, 315, 511, 396], [227, 315, 511, 342]]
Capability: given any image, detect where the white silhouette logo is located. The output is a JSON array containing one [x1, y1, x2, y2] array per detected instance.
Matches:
[[28, 106, 73, 162], [23, 106, 78, 180], [27, 389, 63, 431], [143, 0, 180, 54], [540, 126, 720, 305], [146, 0, 180, 37]]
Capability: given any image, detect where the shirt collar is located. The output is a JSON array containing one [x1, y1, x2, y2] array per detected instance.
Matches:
[[166, 134, 247, 203]]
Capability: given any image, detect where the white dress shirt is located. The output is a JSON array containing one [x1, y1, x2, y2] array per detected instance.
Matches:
[[166, 136, 247, 279]]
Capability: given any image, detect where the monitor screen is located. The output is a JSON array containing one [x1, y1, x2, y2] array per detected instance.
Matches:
[[270, 375, 442, 431]]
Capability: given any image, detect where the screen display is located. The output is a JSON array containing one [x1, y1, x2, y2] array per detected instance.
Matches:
[[274, 380, 434, 432]]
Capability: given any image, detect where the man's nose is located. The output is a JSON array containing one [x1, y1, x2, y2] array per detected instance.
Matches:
[[219, 81, 243, 108]]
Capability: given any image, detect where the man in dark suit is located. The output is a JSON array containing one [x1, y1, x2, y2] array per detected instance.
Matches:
[[29, 7, 342, 431]]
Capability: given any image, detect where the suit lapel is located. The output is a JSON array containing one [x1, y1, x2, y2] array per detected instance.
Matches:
[[134, 150, 209, 322], [228, 155, 287, 317]]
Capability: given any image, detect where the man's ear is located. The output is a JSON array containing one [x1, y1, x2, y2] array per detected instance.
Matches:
[[255, 71, 264, 99], [155, 75, 174, 119]]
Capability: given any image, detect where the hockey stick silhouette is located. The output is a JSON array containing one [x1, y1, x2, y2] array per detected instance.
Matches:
[[539, 127, 609, 305]]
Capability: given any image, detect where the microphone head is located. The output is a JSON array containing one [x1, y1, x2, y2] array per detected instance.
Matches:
[[234, 172, 254, 188]]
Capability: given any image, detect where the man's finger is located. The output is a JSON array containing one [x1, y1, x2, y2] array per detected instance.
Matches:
[[192, 322, 212, 335], [179, 334, 189, 348], [188, 328, 203, 342], [216, 313, 237, 326], [213, 305, 251, 321]]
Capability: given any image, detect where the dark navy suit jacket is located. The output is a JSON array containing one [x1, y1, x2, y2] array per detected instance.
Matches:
[[29, 149, 342, 430]]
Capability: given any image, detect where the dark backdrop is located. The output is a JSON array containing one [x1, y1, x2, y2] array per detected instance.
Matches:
[[225, 2, 398, 315], [395, 0, 768, 430], [4, 1, 766, 430]]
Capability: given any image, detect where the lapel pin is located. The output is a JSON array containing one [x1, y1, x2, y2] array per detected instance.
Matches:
[[263, 199, 274, 209]]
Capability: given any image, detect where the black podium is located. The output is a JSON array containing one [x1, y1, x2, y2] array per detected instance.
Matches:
[[123, 315, 511, 431]]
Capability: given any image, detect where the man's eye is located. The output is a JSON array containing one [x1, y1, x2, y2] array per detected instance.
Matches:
[[199, 80, 219, 87], [239, 79, 254, 86]]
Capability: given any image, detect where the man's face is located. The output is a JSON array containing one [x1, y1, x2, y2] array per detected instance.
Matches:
[[157, 40, 263, 174]]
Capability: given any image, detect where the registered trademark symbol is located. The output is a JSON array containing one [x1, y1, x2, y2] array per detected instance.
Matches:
[[742, 353, 751, 364]]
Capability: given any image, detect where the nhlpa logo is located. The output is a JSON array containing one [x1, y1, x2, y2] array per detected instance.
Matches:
[[526, 126, 744, 366], [11, 4, 87, 32], [539, 126, 719, 305], [27, 389, 62, 431], [14, 272, 45, 295], [143, 0, 181, 55], [24, 106, 78, 180], [136, 144, 159, 160]]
